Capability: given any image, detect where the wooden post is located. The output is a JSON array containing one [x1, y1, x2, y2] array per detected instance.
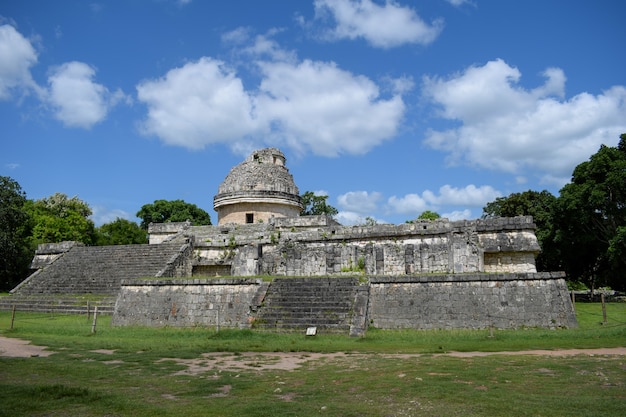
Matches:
[[10, 305, 16, 330], [87, 301, 90, 319], [571, 291, 576, 314], [91, 306, 98, 334], [601, 293, 607, 324]]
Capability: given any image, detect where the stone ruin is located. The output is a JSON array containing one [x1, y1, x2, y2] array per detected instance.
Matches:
[[149, 215, 542, 277], [151, 147, 544, 278], [213, 148, 303, 225], [4, 148, 577, 334]]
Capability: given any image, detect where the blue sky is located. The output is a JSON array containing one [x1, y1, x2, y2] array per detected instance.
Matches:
[[2, 0, 625, 226]]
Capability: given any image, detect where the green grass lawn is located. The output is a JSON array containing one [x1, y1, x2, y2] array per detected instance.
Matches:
[[0, 303, 624, 416]]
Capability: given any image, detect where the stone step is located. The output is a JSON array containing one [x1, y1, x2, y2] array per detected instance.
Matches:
[[261, 308, 352, 316], [16, 242, 186, 296], [0, 295, 116, 315], [254, 277, 359, 333], [269, 280, 358, 287], [265, 298, 353, 304], [264, 289, 356, 295], [267, 291, 356, 297], [2, 305, 115, 315], [256, 317, 351, 325], [0, 299, 115, 307], [263, 302, 352, 314], [258, 316, 350, 324], [255, 321, 350, 331]]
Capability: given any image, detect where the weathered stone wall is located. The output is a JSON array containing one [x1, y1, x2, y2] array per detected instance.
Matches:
[[112, 278, 264, 327], [150, 216, 541, 278], [148, 221, 191, 244], [368, 273, 577, 329], [155, 240, 194, 278], [111, 273, 577, 330], [255, 237, 464, 276], [269, 215, 340, 228], [29, 241, 83, 270], [484, 252, 538, 273]]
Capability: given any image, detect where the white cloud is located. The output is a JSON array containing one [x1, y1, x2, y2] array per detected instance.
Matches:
[[335, 211, 363, 226], [256, 59, 405, 156], [136, 57, 258, 149], [47, 61, 126, 128], [387, 193, 429, 214], [336, 185, 495, 223], [312, 189, 329, 196], [335, 211, 386, 226], [441, 209, 472, 221], [0, 25, 126, 128], [137, 53, 406, 156], [446, 0, 472, 7], [384, 74, 415, 95], [221, 27, 252, 45], [313, 0, 443, 48], [337, 190, 382, 213], [243, 31, 297, 63], [423, 59, 626, 186], [430, 184, 501, 206], [0, 24, 39, 99], [387, 184, 500, 215], [224, 28, 297, 66]]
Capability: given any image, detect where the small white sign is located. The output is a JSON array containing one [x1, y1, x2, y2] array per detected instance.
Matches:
[[306, 327, 317, 336]]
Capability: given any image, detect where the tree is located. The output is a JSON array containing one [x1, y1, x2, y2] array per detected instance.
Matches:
[[96, 218, 148, 245], [406, 211, 441, 223], [415, 210, 441, 221], [418, 210, 441, 220], [136, 199, 212, 230], [300, 191, 338, 217], [482, 190, 559, 271], [27, 193, 96, 246], [0, 177, 32, 290], [555, 134, 626, 291], [607, 226, 626, 275], [362, 216, 378, 226]]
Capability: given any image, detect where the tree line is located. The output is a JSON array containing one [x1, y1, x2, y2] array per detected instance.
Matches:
[[1, 134, 624, 291], [0, 186, 340, 291], [0, 187, 212, 291], [482, 134, 626, 292]]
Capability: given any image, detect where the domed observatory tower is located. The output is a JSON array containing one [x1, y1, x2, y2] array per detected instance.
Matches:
[[213, 148, 303, 225]]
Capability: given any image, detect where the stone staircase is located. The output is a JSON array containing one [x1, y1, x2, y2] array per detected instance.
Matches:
[[253, 277, 360, 333], [2, 242, 190, 315], [13, 243, 187, 296], [0, 295, 116, 315]]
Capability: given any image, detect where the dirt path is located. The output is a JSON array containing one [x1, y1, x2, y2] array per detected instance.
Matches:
[[1, 335, 624, 367], [156, 347, 626, 375], [437, 348, 626, 357], [0, 335, 55, 357]]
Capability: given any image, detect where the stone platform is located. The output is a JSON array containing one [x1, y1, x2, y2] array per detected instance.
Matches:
[[110, 273, 577, 334]]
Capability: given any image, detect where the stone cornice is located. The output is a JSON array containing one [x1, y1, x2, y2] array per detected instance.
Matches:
[[214, 190, 303, 210]]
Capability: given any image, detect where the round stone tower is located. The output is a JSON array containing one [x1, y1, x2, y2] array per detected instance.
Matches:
[[213, 148, 303, 225]]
